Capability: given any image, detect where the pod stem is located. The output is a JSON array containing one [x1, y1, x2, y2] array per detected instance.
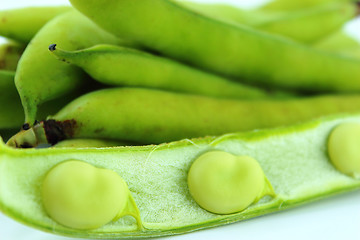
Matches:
[[6, 119, 76, 148], [6, 122, 47, 148]]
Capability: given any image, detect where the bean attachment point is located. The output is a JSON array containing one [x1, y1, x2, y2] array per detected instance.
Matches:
[[49, 44, 57, 52], [22, 123, 30, 130]]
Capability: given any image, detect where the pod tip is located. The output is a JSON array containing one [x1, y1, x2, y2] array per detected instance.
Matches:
[[49, 44, 57, 52]]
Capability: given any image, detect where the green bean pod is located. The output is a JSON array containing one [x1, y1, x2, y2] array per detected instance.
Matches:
[[315, 30, 360, 59], [0, 42, 25, 71], [1, 114, 360, 238], [181, 1, 359, 43], [7, 88, 360, 148], [0, 6, 71, 44], [50, 44, 285, 100], [69, 0, 360, 93], [15, 10, 121, 126]]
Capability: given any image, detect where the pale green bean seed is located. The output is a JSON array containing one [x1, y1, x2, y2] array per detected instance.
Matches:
[[42, 160, 142, 230], [328, 123, 360, 178], [187, 151, 275, 214]]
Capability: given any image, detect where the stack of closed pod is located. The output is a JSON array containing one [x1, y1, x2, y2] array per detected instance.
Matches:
[[0, 0, 360, 238]]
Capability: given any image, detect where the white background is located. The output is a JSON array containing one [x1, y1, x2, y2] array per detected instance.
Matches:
[[1, 0, 360, 240]]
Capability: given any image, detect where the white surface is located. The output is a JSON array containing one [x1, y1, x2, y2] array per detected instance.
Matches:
[[1, 0, 360, 240]]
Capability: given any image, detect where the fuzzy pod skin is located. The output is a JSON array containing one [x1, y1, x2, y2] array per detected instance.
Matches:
[[181, 1, 359, 44], [50, 44, 287, 100], [7, 88, 360, 148], [1, 114, 360, 238], [69, 0, 360, 93], [0, 42, 25, 71], [15, 10, 121, 126], [0, 6, 71, 44]]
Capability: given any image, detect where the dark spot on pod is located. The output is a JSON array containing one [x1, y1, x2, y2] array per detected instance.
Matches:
[[5, 45, 13, 54], [43, 119, 77, 145], [60, 58, 71, 64], [357, 1, 360, 16], [34, 120, 40, 125], [95, 128, 105, 134], [20, 143, 33, 148], [0, 60, 5, 69], [48, 44, 57, 52], [22, 123, 30, 130]]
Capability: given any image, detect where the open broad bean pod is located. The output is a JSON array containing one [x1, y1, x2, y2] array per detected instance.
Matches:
[[0, 114, 359, 238]]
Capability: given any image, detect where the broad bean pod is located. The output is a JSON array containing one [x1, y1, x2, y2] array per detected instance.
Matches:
[[50, 44, 287, 100], [315, 30, 360, 59], [0, 70, 95, 132], [69, 0, 360, 93], [52, 139, 127, 148], [181, 1, 359, 43], [0, 6, 71, 43], [7, 88, 360, 147], [15, 10, 121, 126], [260, 0, 351, 11], [1, 114, 359, 238], [0, 42, 24, 71], [0, 70, 23, 129]]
